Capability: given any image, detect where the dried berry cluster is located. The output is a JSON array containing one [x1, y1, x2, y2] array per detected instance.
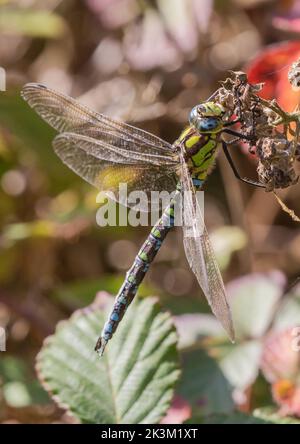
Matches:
[[213, 71, 300, 191], [288, 59, 300, 91], [256, 137, 298, 191]]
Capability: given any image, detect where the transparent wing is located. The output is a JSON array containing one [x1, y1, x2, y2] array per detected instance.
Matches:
[[53, 132, 177, 167], [180, 158, 235, 341], [21, 83, 175, 157], [53, 132, 177, 212]]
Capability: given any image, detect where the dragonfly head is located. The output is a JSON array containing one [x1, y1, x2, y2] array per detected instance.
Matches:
[[189, 102, 225, 134]]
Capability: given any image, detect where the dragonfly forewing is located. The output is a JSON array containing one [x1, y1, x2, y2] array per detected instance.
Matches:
[[54, 132, 178, 167], [21, 83, 175, 155]]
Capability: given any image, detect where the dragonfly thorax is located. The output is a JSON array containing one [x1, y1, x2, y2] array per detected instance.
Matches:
[[178, 127, 220, 183]]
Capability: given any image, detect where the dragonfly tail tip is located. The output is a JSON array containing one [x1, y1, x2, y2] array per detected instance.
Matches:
[[95, 337, 108, 357]]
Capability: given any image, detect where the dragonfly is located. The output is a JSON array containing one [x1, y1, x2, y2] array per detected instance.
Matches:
[[21, 83, 264, 356]]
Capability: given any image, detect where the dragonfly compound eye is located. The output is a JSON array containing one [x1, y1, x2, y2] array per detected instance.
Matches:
[[189, 105, 201, 127], [189, 105, 223, 133], [197, 117, 222, 133], [203, 102, 225, 117], [189, 103, 225, 125]]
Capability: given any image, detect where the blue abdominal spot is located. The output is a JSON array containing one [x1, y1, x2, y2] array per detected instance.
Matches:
[[105, 323, 113, 333], [192, 178, 203, 187], [111, 312, 119, 322]]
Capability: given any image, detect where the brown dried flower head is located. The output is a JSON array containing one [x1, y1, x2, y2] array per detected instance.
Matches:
[[288, 58, 300, 91], [256, 137, 299, 191]]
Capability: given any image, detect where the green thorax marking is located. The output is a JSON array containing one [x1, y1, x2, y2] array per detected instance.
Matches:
[[177, 126, 220, 174]]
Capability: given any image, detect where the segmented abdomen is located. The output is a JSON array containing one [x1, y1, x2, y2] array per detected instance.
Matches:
[[95, 192, 178, 355]]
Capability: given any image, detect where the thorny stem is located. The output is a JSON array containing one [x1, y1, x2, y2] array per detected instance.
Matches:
[[259, 97, 300, 136]]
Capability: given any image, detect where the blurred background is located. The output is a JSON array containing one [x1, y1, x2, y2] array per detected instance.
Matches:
[[1, 0, 300, 424]]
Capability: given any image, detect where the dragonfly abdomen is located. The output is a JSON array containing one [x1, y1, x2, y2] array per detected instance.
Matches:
[[95, 194, 178, 356]]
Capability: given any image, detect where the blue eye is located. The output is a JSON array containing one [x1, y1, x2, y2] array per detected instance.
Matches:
[[189, 107, 222, 133], [198, 117, 219, 132]]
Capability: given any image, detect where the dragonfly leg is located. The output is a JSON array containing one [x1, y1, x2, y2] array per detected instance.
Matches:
[[221, 140, 265, 188], [222, 128, 256, 143], [223, 119, 240, 127], [225, 137, 240, 145]]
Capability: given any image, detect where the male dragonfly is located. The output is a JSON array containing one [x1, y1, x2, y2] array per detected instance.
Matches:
[[21, 83, 263, 355]]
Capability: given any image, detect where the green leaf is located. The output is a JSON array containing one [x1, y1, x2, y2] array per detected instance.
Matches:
[[0, 91, 77, 192], [210, 226, 247, 271], [176, 314, 262, 391], [178, 348, 234, 414], [0, 9, 66, 38], [0, 356, 49, 405], [254, 407, 300, 424], [219, 340, 262, 390], [0, 356, 29, 383], [174, 314, 224, 349], [273, 288, 300, 331], [36, 294, 180, 424], [3, 381, 31, 408], [228, 272, 285, 339]]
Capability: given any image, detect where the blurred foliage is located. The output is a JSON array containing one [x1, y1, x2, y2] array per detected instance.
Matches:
[[1, 0, 300, 424], [174, 272, 300, 423]]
